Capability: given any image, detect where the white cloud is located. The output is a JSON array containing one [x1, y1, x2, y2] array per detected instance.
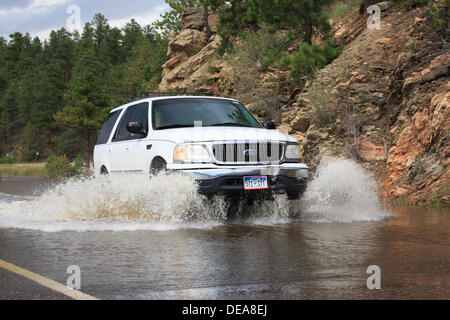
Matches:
[[108, 6, 167, 29], [0, 0, 72, 17], [32, 27, 55, 40], [0, 1, 170, 40], [30, 0, 73, 9]]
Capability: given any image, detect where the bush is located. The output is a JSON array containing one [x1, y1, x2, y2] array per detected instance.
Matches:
[[0, 156, 15, 164], [280, 39, 341, 79], [309, 88, 337, 127], [45, 155, 86, 181]]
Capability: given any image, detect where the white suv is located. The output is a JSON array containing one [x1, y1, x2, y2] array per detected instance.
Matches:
[[94, 96, 308, 199]]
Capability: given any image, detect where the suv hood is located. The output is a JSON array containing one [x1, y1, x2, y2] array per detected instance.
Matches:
[[151, 126, 297, 144]]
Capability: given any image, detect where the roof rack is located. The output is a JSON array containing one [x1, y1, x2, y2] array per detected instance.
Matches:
[[124, 91, 215, 102]]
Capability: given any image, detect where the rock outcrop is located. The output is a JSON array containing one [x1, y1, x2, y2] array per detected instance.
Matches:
[[159, 7, 221, 91]]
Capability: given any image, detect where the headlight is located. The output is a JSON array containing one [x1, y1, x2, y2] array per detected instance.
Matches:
[[285, 143, 301, 161], [173, 144, 211, 163]]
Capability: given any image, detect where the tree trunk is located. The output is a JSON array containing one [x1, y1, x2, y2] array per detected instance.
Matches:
[[84, 129, 90, 168], [360, 0, 371, 14], [304, 23, 313, 45], [203, 7, 212, 40]]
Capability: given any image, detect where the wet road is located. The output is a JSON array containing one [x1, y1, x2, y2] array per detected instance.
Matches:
[[0, 177, 449, 300]]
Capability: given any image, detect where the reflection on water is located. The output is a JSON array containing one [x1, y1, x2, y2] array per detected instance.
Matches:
[[0, 208, 447, 299]]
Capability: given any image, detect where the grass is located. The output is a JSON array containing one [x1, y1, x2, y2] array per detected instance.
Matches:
[[390, 184, 449, 209], [308, 87, 337, 128], [390, 195, 413, 207], [0, 164, 46, 176], [329, 0, 361, 21]]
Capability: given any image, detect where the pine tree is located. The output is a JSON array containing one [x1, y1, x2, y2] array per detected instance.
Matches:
[[54, 25, 109, 167], [249, 0, 332, 45]]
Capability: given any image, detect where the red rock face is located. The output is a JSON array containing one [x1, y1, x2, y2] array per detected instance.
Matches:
[[382, 91, 449, 201], [358, 138, 385, 162]]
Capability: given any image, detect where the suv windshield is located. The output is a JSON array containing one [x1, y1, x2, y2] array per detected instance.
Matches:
[[152, 98, 262, 130]]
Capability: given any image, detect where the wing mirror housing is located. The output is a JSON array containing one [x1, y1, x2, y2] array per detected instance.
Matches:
[[126, 121, 147, 135], [262, 121, 276, 129]]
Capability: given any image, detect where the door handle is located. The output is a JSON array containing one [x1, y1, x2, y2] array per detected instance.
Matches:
[[125, 147, 130, 152]]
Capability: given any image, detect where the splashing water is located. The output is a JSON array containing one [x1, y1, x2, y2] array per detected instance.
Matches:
[[0, 159, 390, 231], [300, 159, 391, 222], [0, 173, 229, 231]]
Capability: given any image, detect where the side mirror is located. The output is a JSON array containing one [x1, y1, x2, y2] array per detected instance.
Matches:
[[262, 121, 276, 129], [127, 121, 146, 135]]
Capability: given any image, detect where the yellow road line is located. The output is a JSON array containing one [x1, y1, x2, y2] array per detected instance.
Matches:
[[0, 259, 98, 300]]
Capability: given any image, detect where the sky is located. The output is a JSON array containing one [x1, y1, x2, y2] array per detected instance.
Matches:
[[0, 0, 171, 41]]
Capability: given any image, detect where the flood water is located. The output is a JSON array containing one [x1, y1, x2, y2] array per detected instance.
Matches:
[[0, 160, 448, 299]]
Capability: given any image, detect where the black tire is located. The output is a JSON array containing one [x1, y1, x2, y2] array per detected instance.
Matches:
[[150, 157, 167, 175]]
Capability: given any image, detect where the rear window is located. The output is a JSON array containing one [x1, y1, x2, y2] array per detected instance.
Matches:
[[96, 110, 121, 145]]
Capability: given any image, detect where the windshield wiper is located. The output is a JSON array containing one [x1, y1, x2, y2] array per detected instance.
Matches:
[[155, 124, 195, 130], [208, 122, 255, 128]]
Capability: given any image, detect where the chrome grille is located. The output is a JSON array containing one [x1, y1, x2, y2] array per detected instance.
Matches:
[[212, 141, 284, 165]]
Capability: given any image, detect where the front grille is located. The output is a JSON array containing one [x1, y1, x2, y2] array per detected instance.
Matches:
[[212, 141, 284, 165]]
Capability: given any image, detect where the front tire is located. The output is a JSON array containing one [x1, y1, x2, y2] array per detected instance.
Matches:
[[100, 166, 109, 175], [150, 157, 167, 175]]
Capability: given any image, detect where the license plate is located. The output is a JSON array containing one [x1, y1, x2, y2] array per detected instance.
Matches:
[[243, 176, 268, 190]]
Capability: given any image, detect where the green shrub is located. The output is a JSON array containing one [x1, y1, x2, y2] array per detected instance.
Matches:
[[329, 0, 360, 20], [309, 89, 337, 127], [45, 155, 86, 181], [280, 39, 341, 79], [0, 156, 15, 164]]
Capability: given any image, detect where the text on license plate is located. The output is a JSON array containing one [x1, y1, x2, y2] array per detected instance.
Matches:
[[243, 176, 268, 190]]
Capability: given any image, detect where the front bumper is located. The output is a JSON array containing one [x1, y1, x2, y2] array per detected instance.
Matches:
[[176, 163, 308, 198]]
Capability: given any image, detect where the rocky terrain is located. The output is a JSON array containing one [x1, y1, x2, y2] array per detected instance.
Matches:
[[158, 3, 449, 206]]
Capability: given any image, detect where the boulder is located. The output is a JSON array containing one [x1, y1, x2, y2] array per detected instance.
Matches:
[[168, 29, 207, 53], [290, 113, 310, 132], [181, 8, 205, 31]]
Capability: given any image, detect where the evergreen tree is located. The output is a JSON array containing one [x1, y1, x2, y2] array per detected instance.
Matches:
[[202, 0, 258, 53], [0, 13, 172, 161], [248, 0, 332, 45], [54, 25, 109, 167]]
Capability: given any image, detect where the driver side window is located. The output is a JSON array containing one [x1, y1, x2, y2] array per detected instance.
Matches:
[[112, 102, 149, 142]]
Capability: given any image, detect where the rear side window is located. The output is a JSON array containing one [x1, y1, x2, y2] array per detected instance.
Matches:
[[112, 102, 149, 142], [96, 110, 121, 145]]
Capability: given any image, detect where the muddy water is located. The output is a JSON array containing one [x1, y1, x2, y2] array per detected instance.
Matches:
[[0, 160, 448, 299]]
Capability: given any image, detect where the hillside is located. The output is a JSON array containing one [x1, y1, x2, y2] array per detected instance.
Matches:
[[158, 2, 449, 206]]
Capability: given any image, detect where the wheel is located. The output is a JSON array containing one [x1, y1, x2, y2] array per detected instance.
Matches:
[[150, 157, 167, 175], [100, 166, 109, 175]]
